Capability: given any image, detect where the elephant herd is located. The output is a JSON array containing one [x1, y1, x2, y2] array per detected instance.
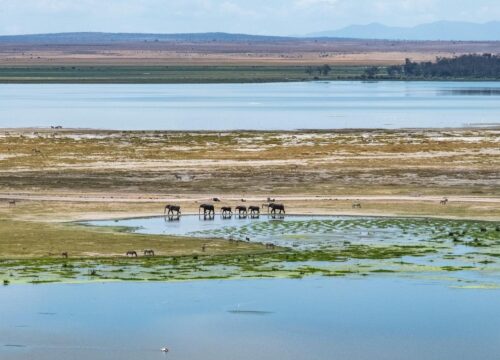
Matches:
[[165, 202, 286, 217]]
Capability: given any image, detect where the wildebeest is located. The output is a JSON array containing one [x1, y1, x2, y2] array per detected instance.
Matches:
[[8, 199, 16, 206], [248, 206, 260, 215], [61, 252, 69, 258], [352, 202, 362, 209], [263, 203, 285, 214], [199, 204, 215, 216], [126, 251, 138, 257], [440, 198, 449, 205], [213, 197, 221, 202], [235, 206, 247, 215], [267, 197, 276, 202], [143, 249, 155, 256], [164, 204, 181, 216], [221, 206, 232, 215]]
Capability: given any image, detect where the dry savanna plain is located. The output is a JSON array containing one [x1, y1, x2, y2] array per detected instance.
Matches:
[[0, 127, 499, 286]]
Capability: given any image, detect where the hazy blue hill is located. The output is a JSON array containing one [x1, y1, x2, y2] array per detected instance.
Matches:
[[0, 32, 293, 44], [307, 21, 500, 41]]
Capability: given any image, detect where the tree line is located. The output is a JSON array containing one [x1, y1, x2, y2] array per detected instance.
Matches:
[[366, 54, 500, 79], [304, 54, 500, 80]]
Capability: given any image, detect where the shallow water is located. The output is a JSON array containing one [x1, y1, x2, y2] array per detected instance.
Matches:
[[2, 81, 500, 130], [1, 277, 499, 360], [83, 215, 500, 286]]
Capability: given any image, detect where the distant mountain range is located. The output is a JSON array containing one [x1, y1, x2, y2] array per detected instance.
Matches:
[[0, 32, 292, 44], [1, 21, 500, 45], [306, 21, 500, 41]]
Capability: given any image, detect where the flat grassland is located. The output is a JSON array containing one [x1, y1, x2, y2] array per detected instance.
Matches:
[[0, 65, 366, 83]]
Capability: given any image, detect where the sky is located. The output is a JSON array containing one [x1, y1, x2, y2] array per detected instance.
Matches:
[[0, 0, 499, 36]]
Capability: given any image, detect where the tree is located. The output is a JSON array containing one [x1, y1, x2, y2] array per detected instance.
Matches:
[[320, 64, 332, 76], [364, 66, 379, 79]]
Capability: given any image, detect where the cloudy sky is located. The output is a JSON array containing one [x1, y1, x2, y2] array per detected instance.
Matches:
[[0, 0, 499, 35]]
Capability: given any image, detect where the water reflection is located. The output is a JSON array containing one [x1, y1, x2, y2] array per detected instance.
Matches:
[[441, 88, 500, 96], [164, 215, 180, 222]]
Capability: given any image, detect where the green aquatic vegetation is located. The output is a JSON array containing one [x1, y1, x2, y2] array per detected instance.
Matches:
[[2, 217, 499, 287]]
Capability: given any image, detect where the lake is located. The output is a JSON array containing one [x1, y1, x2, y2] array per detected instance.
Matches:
[[1, 278, 499, 360], [1, 81, 500, 130]]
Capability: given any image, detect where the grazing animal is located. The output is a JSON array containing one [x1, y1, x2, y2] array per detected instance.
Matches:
[[264, 203, 286, 215], [248, 206, 260, 215], [221, 206, 232, 215], [241, 198, 247, 202], [440, 198, 449, 205], [164, 204, 181, 216], [202, 244, 207, 252], [8, 199, 16, 206], [126, 251, 138, 257], [267, 197, 276, 202], [199, 204, 215, 216], [174, 174, 182, 180], [245, 237, 251, 242], [352, 202, 362, 209], [236, 206, 247, 215], [61, 252, 68, 258], [213, 197, 221, 202], [265, 243, 276, 249], [144, 249, 155, 256]]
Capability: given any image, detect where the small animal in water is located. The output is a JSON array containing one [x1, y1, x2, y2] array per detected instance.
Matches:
[[161, 347, 169, 353]]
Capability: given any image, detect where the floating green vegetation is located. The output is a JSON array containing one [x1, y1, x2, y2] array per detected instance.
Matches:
[[2, 217, 499, 288]]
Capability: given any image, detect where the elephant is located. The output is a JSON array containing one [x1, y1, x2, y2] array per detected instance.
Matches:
[[199, 204, 215, 216], [164, 204, 181, 215]]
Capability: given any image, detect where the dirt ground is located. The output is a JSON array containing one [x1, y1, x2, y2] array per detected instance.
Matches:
[[0, 128, 499, 222], [2, 39, 500, 66]]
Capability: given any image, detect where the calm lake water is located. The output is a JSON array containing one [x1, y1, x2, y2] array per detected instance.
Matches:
[[2, 81, 500, 130], [1, 278, 499, 360]]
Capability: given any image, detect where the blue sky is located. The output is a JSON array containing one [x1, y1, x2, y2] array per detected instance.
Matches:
[[0, 0, 499, 35]]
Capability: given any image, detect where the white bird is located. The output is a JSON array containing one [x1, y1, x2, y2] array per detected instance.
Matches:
[[161, 347, 169, 353]]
